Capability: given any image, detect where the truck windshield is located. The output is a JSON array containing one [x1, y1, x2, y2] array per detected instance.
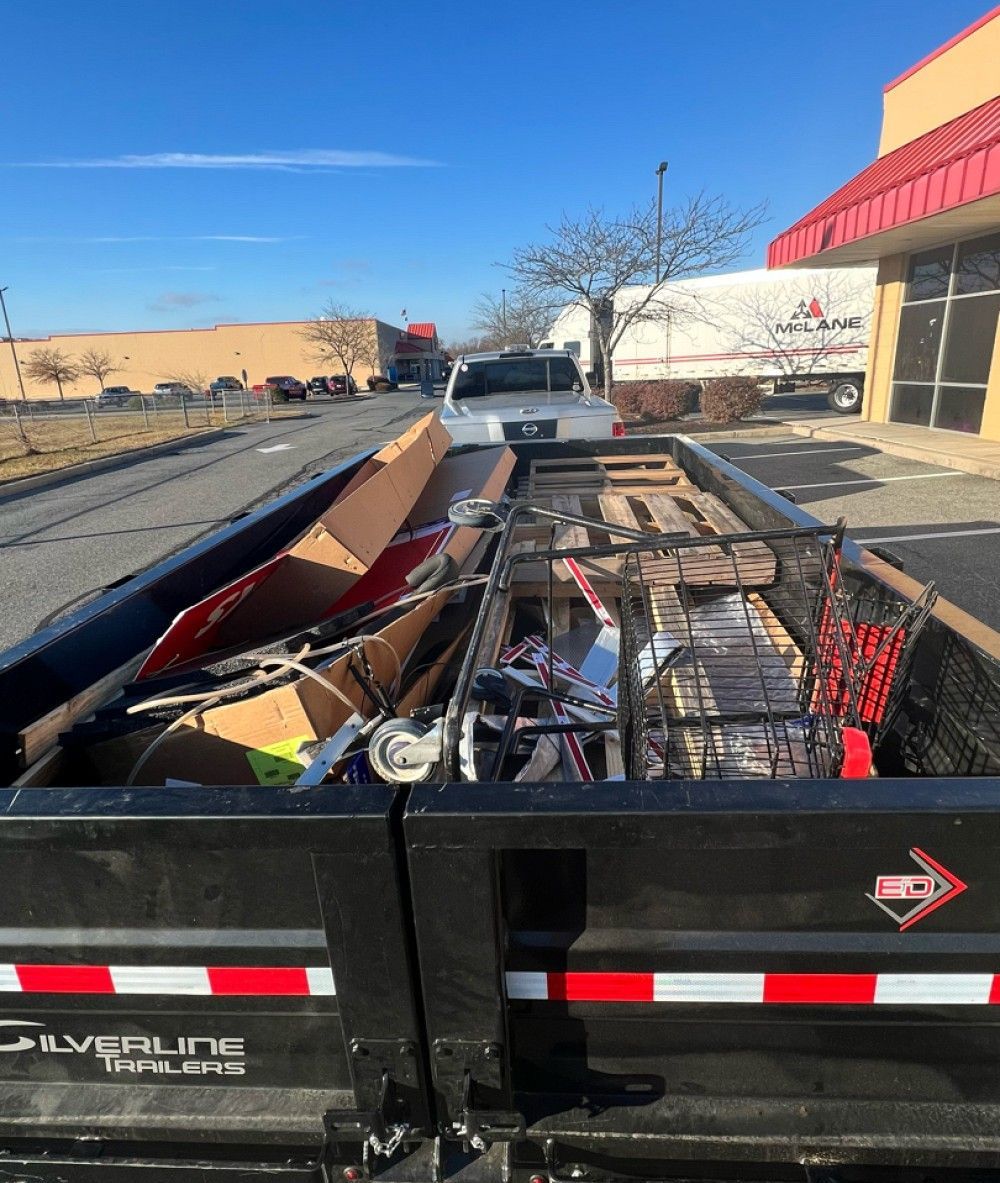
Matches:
[[452, 356, 581, 398]]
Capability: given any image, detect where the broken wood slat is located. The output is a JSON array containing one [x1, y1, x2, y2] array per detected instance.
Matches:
[[685, 492, 777, 586], [17, 655, 143, 768], [642, 494, 702, 538]]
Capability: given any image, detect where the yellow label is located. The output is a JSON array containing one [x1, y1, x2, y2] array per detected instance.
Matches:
[[245, 735, 310, 786]]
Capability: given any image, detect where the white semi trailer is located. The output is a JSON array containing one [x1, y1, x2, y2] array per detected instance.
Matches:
[[539, 265, 877, 413]]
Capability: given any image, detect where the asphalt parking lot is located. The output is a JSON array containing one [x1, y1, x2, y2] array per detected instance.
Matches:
[[706, 434, 1000, 632], [0, 392, 427, 653]]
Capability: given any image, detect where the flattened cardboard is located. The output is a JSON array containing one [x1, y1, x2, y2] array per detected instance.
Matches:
[[133, 588, 455, 785], [136, 413, 451, 679]]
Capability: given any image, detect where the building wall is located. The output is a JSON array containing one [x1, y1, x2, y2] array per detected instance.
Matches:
[[862, 253, 907, 425], [0, 318, 404, 401], [878, 8, 1000, 155]]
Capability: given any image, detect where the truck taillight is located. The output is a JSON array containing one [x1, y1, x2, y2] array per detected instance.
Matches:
[[612, 420, 626, 437]]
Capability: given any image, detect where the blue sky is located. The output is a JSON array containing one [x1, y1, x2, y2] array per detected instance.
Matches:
[[1, 0, 990, 342]]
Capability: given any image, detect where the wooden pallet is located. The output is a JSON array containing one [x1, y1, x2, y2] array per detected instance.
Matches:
[[516, 453, 696, 498], [509, 486, 777, 593]]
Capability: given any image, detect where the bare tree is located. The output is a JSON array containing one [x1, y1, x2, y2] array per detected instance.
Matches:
[[446, 335, 494, 357], [22, 347, 80, 400], [299, 302, 373, 385], [471, 288, 553, 348], [714, 271, 873, 384], [506, 194, 767, 396], [78, 348, 121, 392], [161, 369, 210, 395]]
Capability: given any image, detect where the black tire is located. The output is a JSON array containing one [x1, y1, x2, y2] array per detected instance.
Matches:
[[828, 379, 863, 414]]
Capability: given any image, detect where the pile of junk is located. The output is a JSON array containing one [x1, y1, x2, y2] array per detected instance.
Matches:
[[57, 413, 939, 788]]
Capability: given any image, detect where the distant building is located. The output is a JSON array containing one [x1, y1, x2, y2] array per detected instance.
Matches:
[[0, 315, 436, 400], [387, 323, 446, 383]]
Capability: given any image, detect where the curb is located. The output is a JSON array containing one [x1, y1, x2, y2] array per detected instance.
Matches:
[[0, 427, 230, 500], [784, 422, 1000, 481], [686, 424, 792, 442]]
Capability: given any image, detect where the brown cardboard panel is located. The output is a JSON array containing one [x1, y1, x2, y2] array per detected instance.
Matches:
[[216, 412, 451, 646], [133, 588, 456, 785]]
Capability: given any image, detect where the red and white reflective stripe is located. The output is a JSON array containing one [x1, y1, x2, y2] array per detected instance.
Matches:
[[0, 964, 336, 997], [561, 558, 616, 629], [506, 970, 1000, 1006]]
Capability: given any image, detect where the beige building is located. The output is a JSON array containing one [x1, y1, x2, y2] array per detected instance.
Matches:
[[769, 6, 1000, 440], [0, 317, 408, 401]]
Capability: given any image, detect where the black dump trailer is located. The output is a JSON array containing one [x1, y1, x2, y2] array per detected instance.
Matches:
[[0, 436, 998, 1181]]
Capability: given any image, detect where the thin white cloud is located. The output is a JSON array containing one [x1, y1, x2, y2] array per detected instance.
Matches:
[[11, 149, 439, 171], [148, 291, 220, 312], [96, 265, 218, 273], [12, 235, 297, 244]]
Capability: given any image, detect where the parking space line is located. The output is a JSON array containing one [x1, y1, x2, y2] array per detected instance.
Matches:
[[781, 472, 962, 491], [731, 445, 867, 461], [858, 526, 1000, 544]]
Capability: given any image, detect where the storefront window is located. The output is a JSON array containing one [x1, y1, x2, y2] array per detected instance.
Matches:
[[893, 301, 944, 381], [890, 236, 1000, 435], [906, 246, 952, 301]]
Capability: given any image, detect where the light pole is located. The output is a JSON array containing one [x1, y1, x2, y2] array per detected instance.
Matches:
[[501, 288, 507, 343], [654, 160, 669, 285], [0, 287, 28, 402]]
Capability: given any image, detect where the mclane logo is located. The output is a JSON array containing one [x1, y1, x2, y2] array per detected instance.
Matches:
[[774, 296, 862, 335], [0, 1020, 246, 1076], [867, 848, 967, 930]]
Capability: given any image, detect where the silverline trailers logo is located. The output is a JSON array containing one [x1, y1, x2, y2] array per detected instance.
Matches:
[[0, 1021, 246, 1075], [774, 296, 862, 335]]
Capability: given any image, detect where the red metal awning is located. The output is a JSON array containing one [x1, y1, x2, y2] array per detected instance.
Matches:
[[406, 322, 437, 341], [768, 95, 1000, 268]]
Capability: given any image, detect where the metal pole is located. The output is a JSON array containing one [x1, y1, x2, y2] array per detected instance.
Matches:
[[181, 393, 190, 428], [0, 287, 28, 402], [501, 288, 507, 343], [655, 161, 668, 285], [83, 398, 98, 443], [140, 395, 149, 429]]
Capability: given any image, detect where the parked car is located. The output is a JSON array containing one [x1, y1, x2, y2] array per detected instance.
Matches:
[[152, 382, 194, 399], [439, 348, 623, 444], [264, 375, 307, 401], [209, 376, 244, 398], [329, 374, 358, 396], [307, 376, 330, 396], [94, 385, 138, 408]]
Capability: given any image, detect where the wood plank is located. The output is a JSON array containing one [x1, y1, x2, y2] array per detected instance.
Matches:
[[685, 492, 777, 586], [550, 494, 590, 550], [748, 593, 806, 683], [598, 493, 644, 533], [642, 494, 700, 538], [11, 748, 63, 787], [17, 655, 143, 768]]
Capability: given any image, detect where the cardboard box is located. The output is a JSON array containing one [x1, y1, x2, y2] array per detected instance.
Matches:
[[132, 588, 456, 785], [137, 413, 452, 679]]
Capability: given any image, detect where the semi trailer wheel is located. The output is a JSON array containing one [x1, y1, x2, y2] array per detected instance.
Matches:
[[828, 379, 863, 414]]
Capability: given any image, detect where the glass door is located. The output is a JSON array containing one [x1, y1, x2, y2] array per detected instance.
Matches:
[[890, 233, 1000, 434]]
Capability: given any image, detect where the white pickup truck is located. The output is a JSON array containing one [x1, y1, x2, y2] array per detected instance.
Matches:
[[438, 347, 624, 444]]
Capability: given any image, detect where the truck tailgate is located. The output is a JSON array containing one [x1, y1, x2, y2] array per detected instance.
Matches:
[[406, 778, 1000, 1170], [0, 784, 430, 1170]]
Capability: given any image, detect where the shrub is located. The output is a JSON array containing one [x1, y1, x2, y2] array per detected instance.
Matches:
[[611, 379, 699, 421], [269, 385, 288, 404], [700, 376, 763, 423], [126, 395, 143, 411]]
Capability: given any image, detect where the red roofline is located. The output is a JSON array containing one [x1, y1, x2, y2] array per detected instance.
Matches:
[[883, 4, 1000, 92]]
